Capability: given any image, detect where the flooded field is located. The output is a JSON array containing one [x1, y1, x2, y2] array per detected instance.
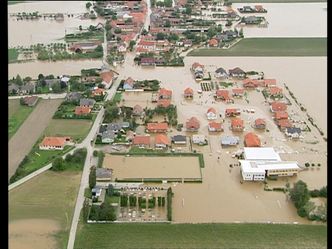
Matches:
[[233, 3, 327, 38], [103, 155, 202, 181], [8, 1, 103, 47], [9, 219, 60, 249]]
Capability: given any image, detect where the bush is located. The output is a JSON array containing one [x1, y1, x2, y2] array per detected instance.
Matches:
[[167, 187, 173, 221], [305, 163, 310, 167], [297, 206, 307, 217], [52, 157, 65, 171], [311, 163, 315, 167], [89, 167, 96, 189], [310, 189, 320, 197], [93, 150, 98, 157]]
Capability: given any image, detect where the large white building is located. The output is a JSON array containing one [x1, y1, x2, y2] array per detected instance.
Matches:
[[240, 147, 300, 181]]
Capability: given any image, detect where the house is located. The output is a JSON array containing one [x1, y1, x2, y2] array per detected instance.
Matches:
[[208, 38, 219, 47], [191, 62, 204, 72], [274, 111, 288, 120], [221, 135, 240, 146], [44, 79, 60, 90], [101, 130, 116, 144], [133, 104, 144, 116], [69, 42, 100, 53], [231, 118, 244, 132], [20, 83, 35, 94], [192, 134, 206, 145], [117, 42, 127, 53], [225, 108, 241, 117], [126, 130, 135, 142], [39, 136, 71, 150], [215, 67, 228, 79], [183, 39, 192, 47], [8, 83, 19, 94], [186, 117, 200, 132], [263, 79, 277, 87], [206, 107, 217, 120], [244, 132, 261, 147], [241, 16, 261, 25], [141, 57, 155, 66], [242, 79, 258, 89], [229, 67, 246, 78], [159, 88, 172, 99], [216, 90, 233, 103], [80, 98, 96, 108], [92, 186, 102, 198], [66, 92, 82, 102], [268, 86, 283, 98], [21, 96, 38, 107], [146, 122, 168, 133], [91, 88, 105, 97], [285, 127, 302, 139], [132, 135, 151, 147], [123, 77, 135, 90], [155, 134, 171, 148], [157, 99, 171, 108], [96, 168, 112, 182], [208, 122, 223, 132], [100, 71, 114, 89], [75, 106, 91, 115], [106, 122, 130, 133], [277, 119, 293, 131], [254, 118, 266, 129], [232, 88, 245, 98], [270, 102, 287, 112], [172, 135, 187, 144], [184, 87, 194, 99]]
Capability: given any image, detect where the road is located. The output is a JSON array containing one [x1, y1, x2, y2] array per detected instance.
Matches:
[[8, 93, 67, 100]]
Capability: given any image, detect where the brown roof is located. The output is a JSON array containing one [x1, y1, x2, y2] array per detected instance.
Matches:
[[271, 102, 287, 112], [157, 99, 171, 108], [255, 118, 266, 126], [40, 136, 70, 147], [100, 71, 114, 84], [264, 79, 276, 86], [209, 38, 218, 46], [159, 88, 172, 97], [75, 106, 91, 115], [155, 134, 170, 145], [184, 87, 193, 95], [242, 79, 259, 88], [216, 89, 230, 98], [232, 88, 244, 94], [23, 96, 38, 105], [269, 86, 283, 95], [275, 111, 288, 120], [208, 121, 222, 130], [225, 108, 239, 115], [92, 88, 105, 96], [244, 132, 261, 147], [192, 62, 204, 70], [133, 135, 150, 145], [186, 117, 200, 129], [231, 118, 244, 128], [207, 107, 217, 114], [277, 119, 293, 128], [147, 122, 169, 131]]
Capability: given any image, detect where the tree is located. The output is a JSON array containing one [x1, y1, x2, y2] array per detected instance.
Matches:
[[289, 180, 310, 209], [23, 76, 32, 83], [129, 40, 136, 51], [79, 25, 82, 31], [60, 81, 67, 89], [52, 82, 62, 93], [83, 198, 90, 222], [15, 74, 23, 86], [141, 29, 148, 35], [156, 32, 166, 40], [239, 27, 244, 37], [86, 2, 92, 9], [319, 186, 327, 198], [185, 7, 192, 15], [168, 33, 179, 41], [94, 45, 103, 53], [114, 28, 122, 34], [52, 157, 65, 171], [89, 167, 96, 189]]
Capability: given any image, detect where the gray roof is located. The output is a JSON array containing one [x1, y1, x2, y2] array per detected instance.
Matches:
[[80, 98, 96, 107], [20, 83, 35, 92], [107, 122, 130, 131], [96, 168, 112, 178], [286, 127, 301, 134], [172, 135, 186, 142], [102, 130, 116, 140], [215, 67, 227, 74], [44, 79, 59, 86], [8, 84, 19, 92], [221, 136, 240, 145], [66, 92, 82, 101]]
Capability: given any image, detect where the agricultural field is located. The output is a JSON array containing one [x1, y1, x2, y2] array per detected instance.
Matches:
[[9, 170, 82, 249], [9, 99, 36, 139], [200, 82, 212, 91], [43, 119, 93, 142], [188, 38, 327, 57], [74, 223, 327, 249]]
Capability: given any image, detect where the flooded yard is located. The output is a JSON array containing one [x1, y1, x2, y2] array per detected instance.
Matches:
[[103, 155, 202, 182]]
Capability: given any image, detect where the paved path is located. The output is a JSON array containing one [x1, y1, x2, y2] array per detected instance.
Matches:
[[8, 98, 63, 180], [8, 93, 67, 100]]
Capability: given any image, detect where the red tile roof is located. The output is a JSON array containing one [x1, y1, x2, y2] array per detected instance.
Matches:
[[271, 102, 287, 112], [232, 88, 244, 95], [209, 38, 218, 46], [231, 118, 244, 128], [133, 135, 150, 145], [244, 132, 261, 147], [242, 79, 259, 88], [208, 121, 223, 130], [225, 108, 240, 115], [157, 99, 171, 108], [269, 86, 283, 95], [277, 119, 293, 128], [186, 117, 200, 129], [216, 89, 230, 98], [40, 136, 70, 147], [207, 107, 217, 114], [92, 88, 105, 96], [275, 111, 288, 120], [75, 106, 91, 115], [192, 62, 204, 70], [147, 122, 169, 132], [184, 87, 193, 95], [255, 118, 266, 126], [264, 79, 276, 86], [159, 88, 172, 97], [155, 134, 170, 145]]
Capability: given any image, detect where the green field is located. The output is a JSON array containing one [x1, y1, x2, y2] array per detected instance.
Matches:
[[188, 38, 327, 56], [74, 223, 327, 249], [9, 170, 82, 249], [44, 119, 93, 142], [8, 48, 19, 63], [9, 99, 36, 139]]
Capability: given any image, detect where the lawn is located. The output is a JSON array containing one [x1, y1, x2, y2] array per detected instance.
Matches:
[[188, 38, 327, 56], [8, 48, 19, 63], [9, 170, 82, 249], [9, 99, 36, 139], [74, 223, 327, 249], [43, 119, 93, 142]]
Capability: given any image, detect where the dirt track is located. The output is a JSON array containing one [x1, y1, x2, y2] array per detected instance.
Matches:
[[8, 99, 62, 180]]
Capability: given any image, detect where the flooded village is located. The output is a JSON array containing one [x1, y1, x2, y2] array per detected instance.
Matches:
[[8, 1, 327, 249]]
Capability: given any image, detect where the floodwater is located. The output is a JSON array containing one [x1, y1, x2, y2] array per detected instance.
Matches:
[[104, 155, 201, 180], [232, 3, 327, 38], [9, 219, 60, 249], [8, 1, 103, 47]]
